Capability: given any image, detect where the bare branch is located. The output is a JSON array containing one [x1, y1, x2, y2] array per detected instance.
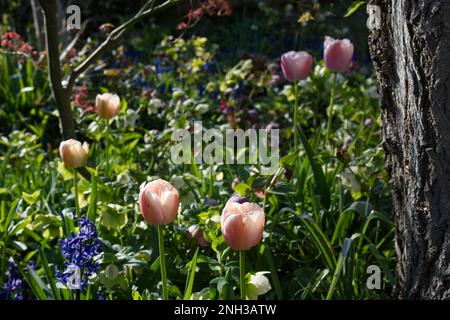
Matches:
[[66, 0, 182, 90], [59, 19, 90, 62], [39, 0, 76, 139]]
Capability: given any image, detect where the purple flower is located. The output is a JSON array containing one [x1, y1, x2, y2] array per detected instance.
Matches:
[[2, 260, 25, 300], [57, 217, 101, 291], [203, 61, 217, 73], [248, 109, 258, 123], [220, 99, 234, 115]]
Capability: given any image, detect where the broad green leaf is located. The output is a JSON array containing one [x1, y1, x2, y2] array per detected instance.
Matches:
[[57, 161, 73, 181], [233, 182, 250, 196], [101, 207, 128, 231], [22, 190, 41, 205]]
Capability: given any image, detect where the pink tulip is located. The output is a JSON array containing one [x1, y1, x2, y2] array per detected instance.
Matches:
[[59, 139, 89, 168], [96, 93, 121, 119], [187, 225, 208, 247], [280, 51, 313, 81], [323, 36, 354, 72], [221, 199, 265, 251], [139, 179, 179, 225]]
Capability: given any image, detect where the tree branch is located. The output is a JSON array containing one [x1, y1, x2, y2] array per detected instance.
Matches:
[[59, 19, 90, 62], [39, 0, 76, 139], [66, 0, 182, 91]]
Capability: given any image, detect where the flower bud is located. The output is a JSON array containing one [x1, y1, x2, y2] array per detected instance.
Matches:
[[95, 93, 120, 119], [139, 179, 179, 225], [323, 36, 354, 72], [59, 139, 89, 168], [221, 199, 265, 251], [187, 225, 207, 247], [280, 51, 313, 81]]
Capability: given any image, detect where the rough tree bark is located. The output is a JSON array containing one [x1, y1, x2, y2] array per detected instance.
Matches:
[[368, 0, 450, 298]]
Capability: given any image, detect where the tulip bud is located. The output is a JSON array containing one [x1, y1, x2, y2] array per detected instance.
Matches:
[[59, 139, 89, 168], [139, 179, 179, 225], [221, 199, 265, 251], [323, 36, 354, 72], [95, 93, 121, 119], [187, 225, 208, 247], [280, 51, 313, 81]]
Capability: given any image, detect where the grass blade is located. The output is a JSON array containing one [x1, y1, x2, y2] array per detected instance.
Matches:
[[183, 247, 199, 300], [326, 238, 352, 299], [39, 247, 62, 300], [297, 125, 331, 209]]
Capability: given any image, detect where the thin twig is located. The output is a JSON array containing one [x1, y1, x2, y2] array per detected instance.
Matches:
[[59, 19, 90, 62], [66, 0, 181, 91]]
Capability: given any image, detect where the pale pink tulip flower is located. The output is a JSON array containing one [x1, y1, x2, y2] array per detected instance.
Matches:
[[139, 179, 179, 225]]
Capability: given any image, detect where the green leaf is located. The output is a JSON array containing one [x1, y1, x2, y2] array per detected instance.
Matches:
[[150, 257, 160, 271], [345, 200, 374, 218], [184, 247, 199, 300], [280, 150, 298, 167], [87, 169, 98, 223], [57, 161, 73, 181], [326, 238, 352, 299], [22, 266, 51, 300], [39, 247, 62, 300], [262, 245, 283, 299], [368, 244, 395, 284], [299, 215, 336, 270], [101, 206, 128, 231], [22, 190, 41, 205], [211, 235, 224, 254], [11, 240, 27, 251], [297, 125, 331, 209], [344, 1, 365, 17], [233, 182, 250, 196]]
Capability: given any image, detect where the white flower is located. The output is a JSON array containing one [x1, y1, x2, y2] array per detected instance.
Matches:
[[195, 103, 210, 114], [340, 170, 361, 192], [246, 272, 272, 300], [148, 98, 163, 115], [116, 171, 131, 185], [124, 109, 139, 128]]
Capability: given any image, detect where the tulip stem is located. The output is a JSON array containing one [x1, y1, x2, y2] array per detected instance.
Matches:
[[293, 81, 299, 149], [158, 225, 168, 300], [73, 169, 80, 217], [239, 251, 246, 300], [104, 119, 110, 178], [326, 72, 337, 146]]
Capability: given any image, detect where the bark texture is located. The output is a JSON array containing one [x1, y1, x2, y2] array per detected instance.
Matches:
[[40, 0, 76, 140], [368, 0, 450, 298]]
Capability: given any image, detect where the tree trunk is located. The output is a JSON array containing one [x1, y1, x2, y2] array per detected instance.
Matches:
[[40, 0, 77, 140], [368, 0, 450, 299]]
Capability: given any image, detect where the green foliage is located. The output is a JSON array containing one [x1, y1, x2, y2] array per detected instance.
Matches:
[[0, 3, 393, 300]]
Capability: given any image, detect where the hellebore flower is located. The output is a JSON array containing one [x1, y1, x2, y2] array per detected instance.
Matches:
[[246, 272, 272, 300], [139, 179, 179, 225], [95, 93, 121, 119], [323, 36, 354, 72], [59, 139, 89, 169], [187, 225, 208, 247], [280, 51, 313, 81], [221, 199, 265, 251]]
